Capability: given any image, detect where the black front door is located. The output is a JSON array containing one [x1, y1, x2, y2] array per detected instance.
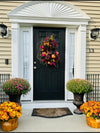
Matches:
[[33, 27, 65, 100]]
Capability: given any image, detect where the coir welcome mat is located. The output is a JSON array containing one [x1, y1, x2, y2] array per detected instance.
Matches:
[[31, 108, 73, 118]]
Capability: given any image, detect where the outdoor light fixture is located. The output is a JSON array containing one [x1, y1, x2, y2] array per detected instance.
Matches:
[[90, 28, 100, 40], [5, 59, 9, 65], [0, 23, 8, 37]]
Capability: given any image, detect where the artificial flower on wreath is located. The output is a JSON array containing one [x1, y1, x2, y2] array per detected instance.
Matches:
[[39, 35, 60, 67]]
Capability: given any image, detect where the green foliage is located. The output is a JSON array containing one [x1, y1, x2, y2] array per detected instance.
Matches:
[[2, 78, 31, 95], [66, 79, 93, 94]]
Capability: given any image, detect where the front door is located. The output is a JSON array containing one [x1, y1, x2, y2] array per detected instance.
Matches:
[[33, 27, 65, 100]]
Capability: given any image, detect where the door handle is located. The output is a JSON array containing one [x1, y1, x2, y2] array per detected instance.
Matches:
[[72, 67, 74, 77], [34, 66, 37, 69]]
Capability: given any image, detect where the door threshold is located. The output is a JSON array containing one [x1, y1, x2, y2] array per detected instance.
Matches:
[[22, 100, 73, 109], [33, 100, 66, 103]]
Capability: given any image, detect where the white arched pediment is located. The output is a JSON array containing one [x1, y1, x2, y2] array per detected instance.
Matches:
[[8, 1, 90, 23]]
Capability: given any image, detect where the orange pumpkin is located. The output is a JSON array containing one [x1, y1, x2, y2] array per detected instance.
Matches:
[[52, 54, 56, 59], [42, 52, 46, 55], [52, 59, 55, 62]]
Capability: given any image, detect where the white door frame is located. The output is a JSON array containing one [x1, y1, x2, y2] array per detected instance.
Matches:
[[8, 1, 90, 108], [11, 24, 87, 104]]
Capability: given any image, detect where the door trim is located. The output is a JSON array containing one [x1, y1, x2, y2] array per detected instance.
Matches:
[[11, 23, 87, 104], [32, 27, 71, 102]]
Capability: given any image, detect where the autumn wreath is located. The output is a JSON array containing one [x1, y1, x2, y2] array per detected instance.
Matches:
[[39, 35, 60, 67]]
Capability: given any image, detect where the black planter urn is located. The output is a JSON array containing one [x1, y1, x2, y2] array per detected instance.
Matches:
[[8, 94, 21, 106], [73, 93, 84, 114]]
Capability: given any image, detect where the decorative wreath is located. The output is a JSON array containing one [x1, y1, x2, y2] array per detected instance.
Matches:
[[39, 35, 60, 67]]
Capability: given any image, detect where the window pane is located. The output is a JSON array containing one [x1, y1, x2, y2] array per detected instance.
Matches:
[[23, 31, 29, 81], [69, 33, 75, 79]]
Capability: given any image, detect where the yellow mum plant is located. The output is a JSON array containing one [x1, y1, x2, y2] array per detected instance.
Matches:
[[80, 101, 100, 119], [0, 101, 22, 122]]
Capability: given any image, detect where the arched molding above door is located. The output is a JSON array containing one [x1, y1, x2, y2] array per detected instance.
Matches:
[[8, 1, 90, 24]]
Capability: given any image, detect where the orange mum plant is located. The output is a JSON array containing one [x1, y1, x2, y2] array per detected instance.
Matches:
[[80, 101, 100, 119], [0, 101, 22, 122]]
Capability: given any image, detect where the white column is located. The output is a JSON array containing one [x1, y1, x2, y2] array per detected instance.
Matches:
[[75, 25, 86, 79], [11, 23, 20, 78]]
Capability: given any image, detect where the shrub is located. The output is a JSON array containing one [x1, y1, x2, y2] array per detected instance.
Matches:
[[66, 79, 93, 94], [2, 78, 31, 95]]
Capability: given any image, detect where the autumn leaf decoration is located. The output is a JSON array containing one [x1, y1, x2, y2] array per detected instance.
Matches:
[[40, 35, 60, 67]]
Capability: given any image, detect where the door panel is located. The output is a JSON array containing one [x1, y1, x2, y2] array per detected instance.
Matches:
[[33, 27, 65, 100]]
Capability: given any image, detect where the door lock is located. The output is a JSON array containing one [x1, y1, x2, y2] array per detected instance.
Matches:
[[34, 66, 37, 69]]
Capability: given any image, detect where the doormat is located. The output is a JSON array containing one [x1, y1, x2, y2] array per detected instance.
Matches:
[[31, 108, 73, 118]]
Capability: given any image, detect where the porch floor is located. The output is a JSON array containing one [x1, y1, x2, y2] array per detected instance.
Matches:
[[0, 103, 100, 132]]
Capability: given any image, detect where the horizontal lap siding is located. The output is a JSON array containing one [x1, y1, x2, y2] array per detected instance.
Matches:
[[0, 1, 27, 75], [68, 1, 100, 74], [0, 1, 100, 75]]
